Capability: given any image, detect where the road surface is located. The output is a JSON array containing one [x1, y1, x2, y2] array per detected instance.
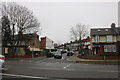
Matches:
[[1, 53, 119, 80]]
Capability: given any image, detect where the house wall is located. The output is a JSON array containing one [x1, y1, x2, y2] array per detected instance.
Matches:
[[30, 35, 40, 48], [28, 34, 41, 52], [40, 37, 54, 50], [46, 37, 54, 49], [18, 48, 26, 56], [100, 45, 104, 54], [17, 34, 40, 56], [113, 35, 117, 42], [91, 35, 118, 55], [92, 37, 95, 43], [40, 38, 46, 49], [117, 35, 120, 41]]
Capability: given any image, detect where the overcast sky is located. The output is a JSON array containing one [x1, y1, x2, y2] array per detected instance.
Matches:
[[17, 1, 118, 44]]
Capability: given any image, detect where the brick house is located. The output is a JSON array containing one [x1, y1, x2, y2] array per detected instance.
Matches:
[[39, 37, 55, 56], [57, 37, 91, 52], [91, 23, 120, 56], [81, 36, 91, 50], [4, 33, 41, 56], [40, 37, 54, 50]]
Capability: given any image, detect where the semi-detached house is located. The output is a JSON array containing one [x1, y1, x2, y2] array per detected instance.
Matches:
[[40, 37, 54, 50], [91, 23, 120, 56], [4, 33, 41, 56]]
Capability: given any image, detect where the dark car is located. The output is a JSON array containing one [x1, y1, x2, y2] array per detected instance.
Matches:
[[61, 50, 67, 54], [67, 51, 74, 56], [54, 51, 62, 59], [46, 52, 54, 58]]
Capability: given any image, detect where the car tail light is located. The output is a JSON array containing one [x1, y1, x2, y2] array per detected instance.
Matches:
[[0, 56, 5, 60]]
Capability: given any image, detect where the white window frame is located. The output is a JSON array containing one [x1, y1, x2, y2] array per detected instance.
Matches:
[[104, 45, 116, 52], [94, 36, 99, 42], [107, 35, 113, 42]]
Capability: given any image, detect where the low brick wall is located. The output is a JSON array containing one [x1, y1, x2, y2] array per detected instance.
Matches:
[[78, 56, 119, 60]]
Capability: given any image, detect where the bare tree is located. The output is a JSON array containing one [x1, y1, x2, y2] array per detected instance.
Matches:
[[70, 23, 89, 41], [70, 27, 78, 40], [1, 2, 41, 56], [1, 2, 40, 34], [70, 23, 90, 53]]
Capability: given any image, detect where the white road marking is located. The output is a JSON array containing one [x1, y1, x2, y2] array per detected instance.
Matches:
[[63, 64, 71, 69], [1, 73, 68, 80]]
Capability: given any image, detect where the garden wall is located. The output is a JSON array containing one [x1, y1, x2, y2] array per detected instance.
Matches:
[[78, 56, 119, 60]]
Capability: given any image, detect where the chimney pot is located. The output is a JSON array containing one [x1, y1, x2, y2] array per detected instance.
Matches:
[[111, 23, 115, 28]]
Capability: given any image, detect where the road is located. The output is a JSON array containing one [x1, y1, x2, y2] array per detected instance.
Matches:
[[1, 53, 119, 80]]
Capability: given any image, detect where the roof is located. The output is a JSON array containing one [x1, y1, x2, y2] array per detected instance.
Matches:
[[91, 27, 120, 36], [40, 36, 54, 42], [117, 27, 120, 34], [15, 33, 39, 41]]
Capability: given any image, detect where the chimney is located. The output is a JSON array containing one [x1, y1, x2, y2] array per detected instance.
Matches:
[[111, 23, 115, 29]]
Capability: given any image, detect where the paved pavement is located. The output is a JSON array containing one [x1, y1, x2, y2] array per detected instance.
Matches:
[[67, 52, 96, 62]]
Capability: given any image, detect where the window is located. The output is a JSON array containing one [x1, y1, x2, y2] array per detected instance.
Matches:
[[94, 36, 99, 42], [107, 35, 113, 42], [104, 45, 116, 52]]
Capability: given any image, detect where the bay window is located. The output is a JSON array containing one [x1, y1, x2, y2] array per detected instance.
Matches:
[[104, 45, 116, 52]]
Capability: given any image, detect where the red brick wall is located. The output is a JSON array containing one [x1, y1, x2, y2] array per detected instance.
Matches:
[[78, 56, 118, 60], [99, 45, 104, 54], [40, 37, 46, 49]]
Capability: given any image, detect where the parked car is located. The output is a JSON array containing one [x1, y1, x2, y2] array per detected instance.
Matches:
[[61, 50, 67, 54], [46, 52, 54, 58], [67, 51, 74, 56], [54, 51, 62, 59], [50, 51, 56, 55], [0, 54, 5, 70]]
